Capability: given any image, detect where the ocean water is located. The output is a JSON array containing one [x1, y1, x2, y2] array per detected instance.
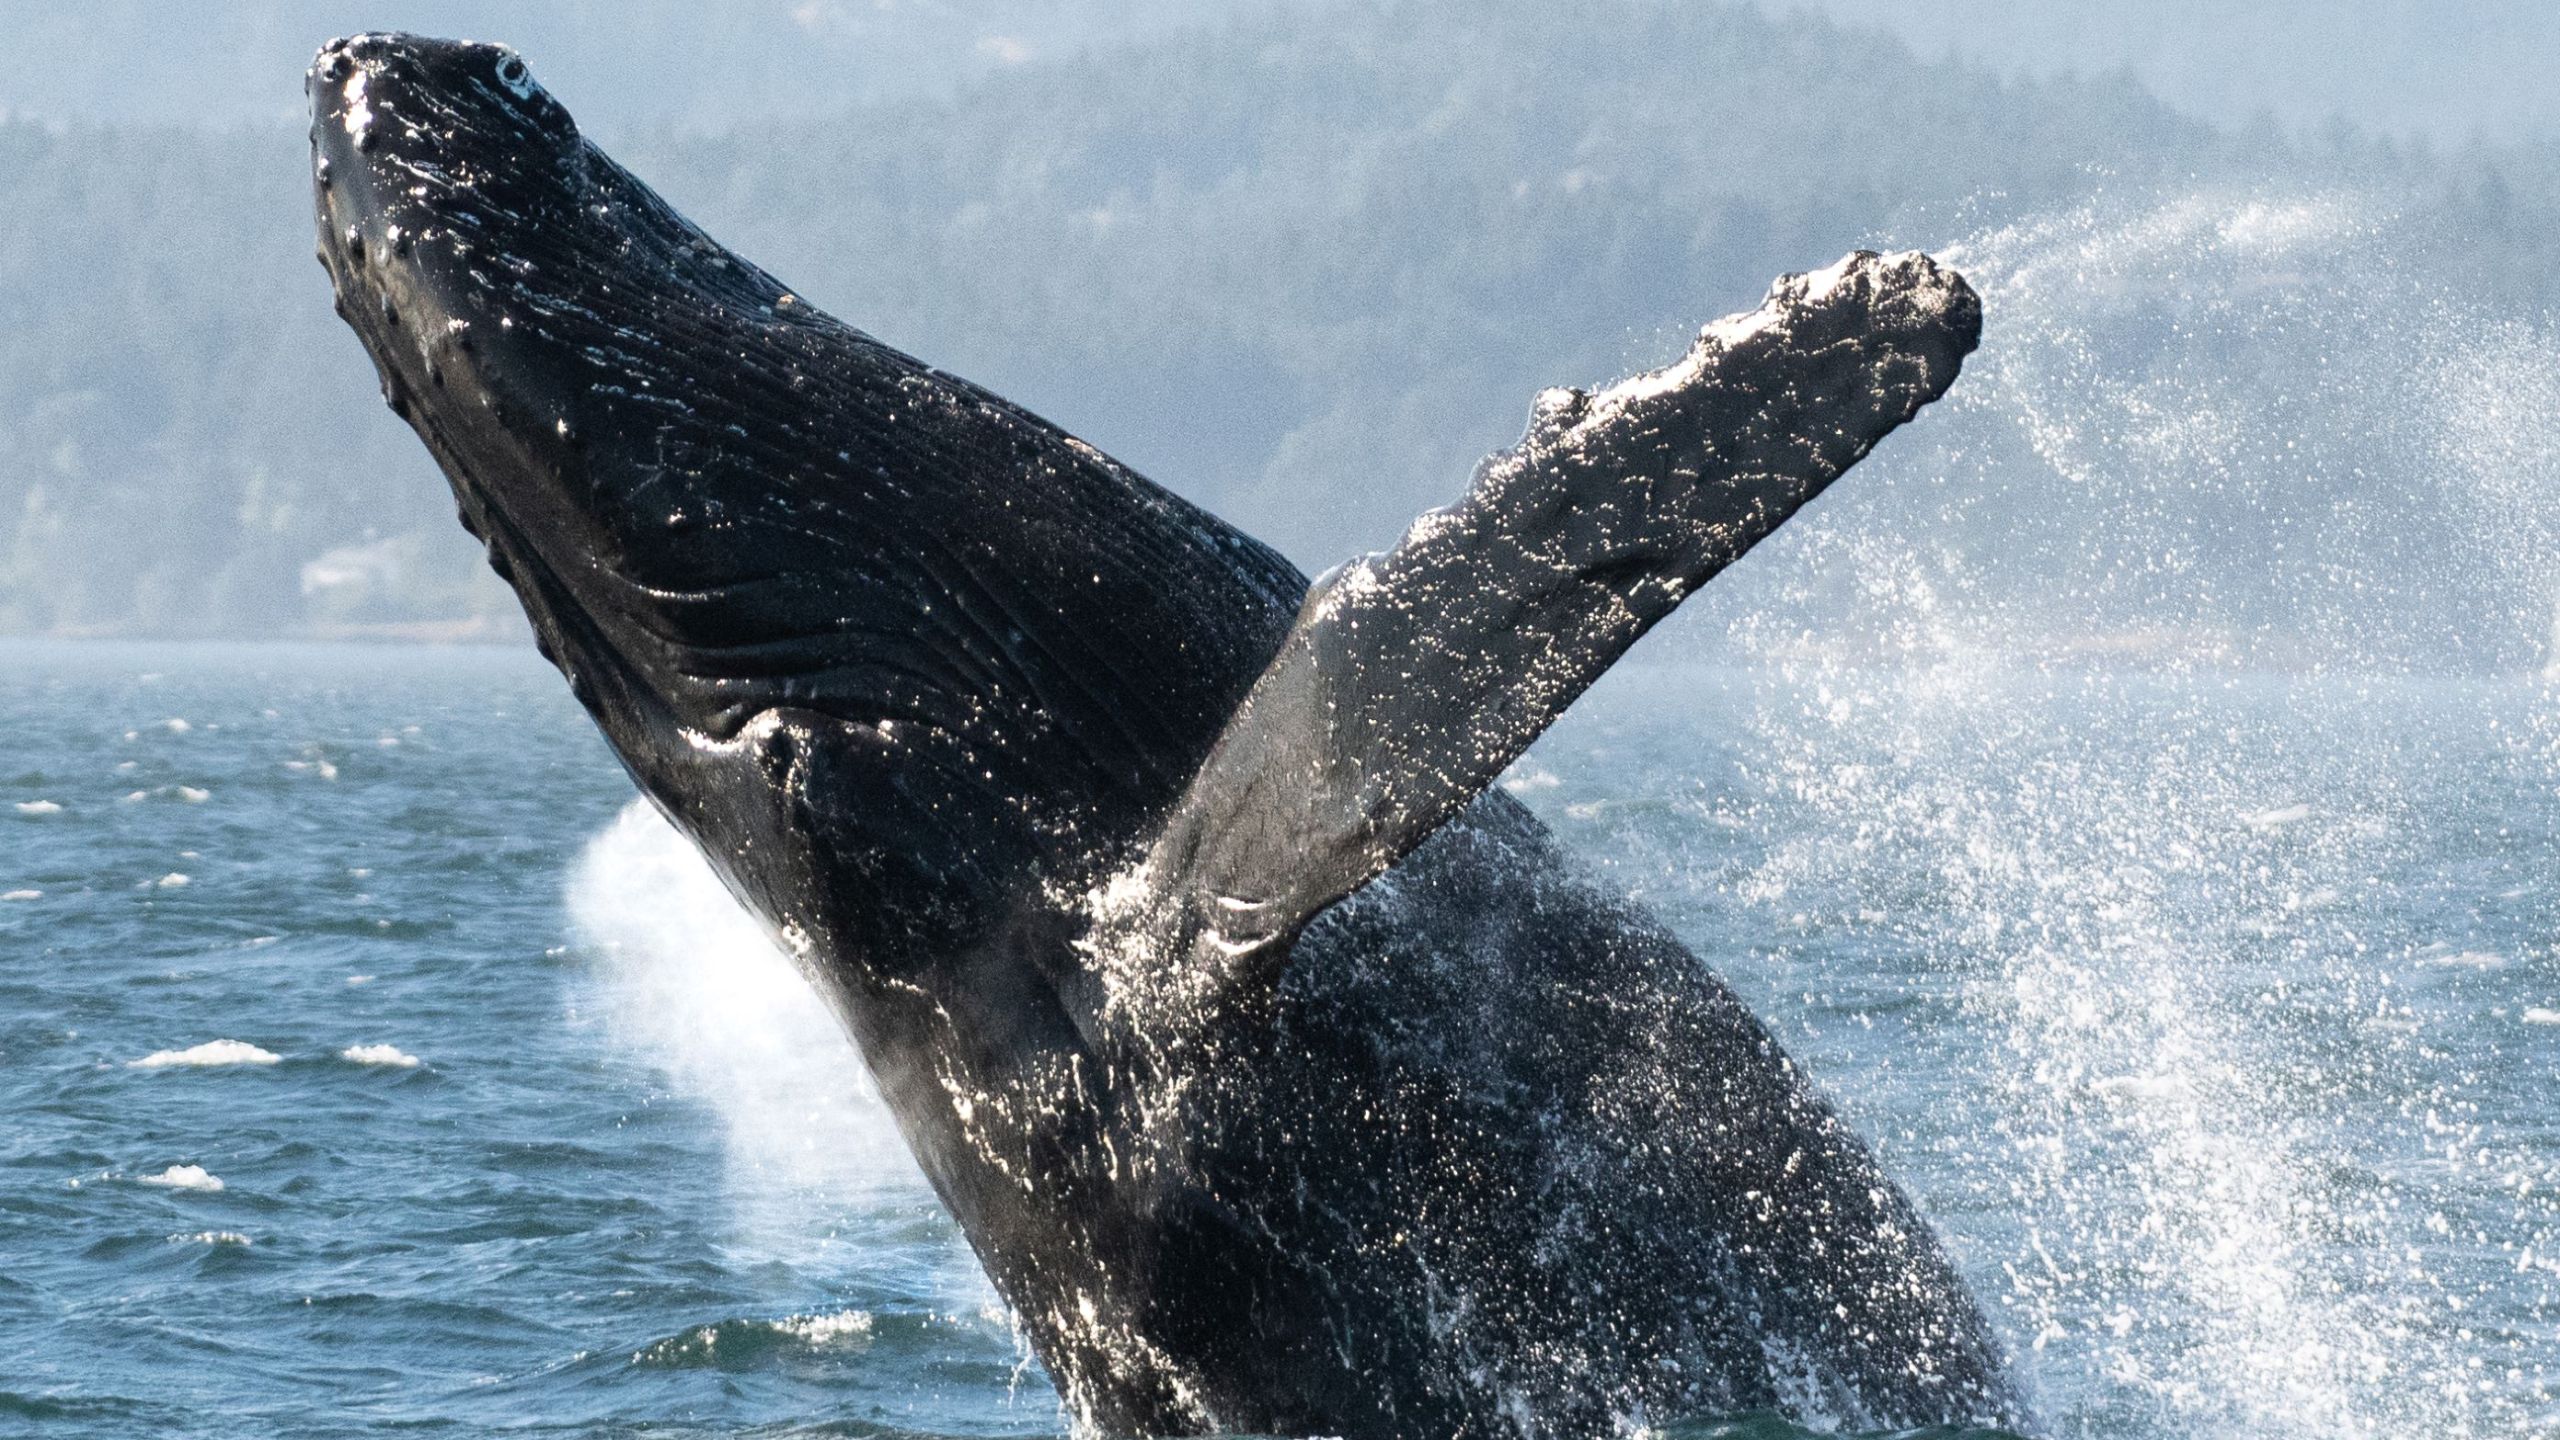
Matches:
[[2, 638, 2553, 1439]]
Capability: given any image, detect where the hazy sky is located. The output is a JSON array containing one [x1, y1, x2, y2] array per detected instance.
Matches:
[[1788, 0, 2560, 143], [0, 0, 2549, 143], [0, 0, 1280, 130]]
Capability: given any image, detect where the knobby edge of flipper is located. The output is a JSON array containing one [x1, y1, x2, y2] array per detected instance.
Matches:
[[1083, 250, 1981, 1032]]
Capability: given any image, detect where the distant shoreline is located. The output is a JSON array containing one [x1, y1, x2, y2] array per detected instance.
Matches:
[[5, 630, 2552, 684], [1, 618, 529, 647]]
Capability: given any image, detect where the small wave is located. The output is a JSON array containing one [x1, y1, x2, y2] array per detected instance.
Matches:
[[631, 1309, 875, 1369], [14, 800, 61, 816], [174, 786, 210, 804], [2242, 802, 2311, 828], [138, 1165, 224, 1192], [153, 873, 190, 890], [2420, 949, 2507, 971], [2523, 1008, 2560, 1026], [340, 1044, 420, 1069], [778, 1310, 875, 1345], [1, 889, 38, 901], [169, 1231, 252, 1247], [0, 1391, 159, 1423], [129, 1040, 281, 1069]]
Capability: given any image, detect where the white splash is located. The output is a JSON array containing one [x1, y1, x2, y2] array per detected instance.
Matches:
[[1713, 188, 2560, 1440], [14, 800, 61, 816], [1717, 188, 2560, 674], [566, 800, 922, 1232], [130, 1040, 280, 1069], [139, 1164, 224, 1192], [340, 1043, 421, 1068], [1498, 761, 1562, 794]]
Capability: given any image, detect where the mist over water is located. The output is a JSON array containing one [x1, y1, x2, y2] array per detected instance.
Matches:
[[1701, 190, 2560, 676], [1647, 192, 2560, 1434]]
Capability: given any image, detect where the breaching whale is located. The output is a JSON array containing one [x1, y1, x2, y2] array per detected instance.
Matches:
[[310, 33, 2019, 1437]]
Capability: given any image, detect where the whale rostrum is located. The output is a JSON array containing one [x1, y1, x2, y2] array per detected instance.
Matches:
[[311, 32, 2017, 1437]]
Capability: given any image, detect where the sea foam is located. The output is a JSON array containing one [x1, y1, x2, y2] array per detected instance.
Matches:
[[130, 1040, 281, 1069], [340, 1043, 420, 1068]]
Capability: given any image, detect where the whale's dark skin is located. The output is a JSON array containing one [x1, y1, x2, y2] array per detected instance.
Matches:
[[310, 34, 2021, 1437]]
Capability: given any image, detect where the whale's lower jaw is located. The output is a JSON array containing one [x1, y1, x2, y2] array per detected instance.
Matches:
[[312, 31, 2019, 1437]]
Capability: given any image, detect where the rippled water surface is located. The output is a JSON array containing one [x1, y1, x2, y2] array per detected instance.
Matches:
[[2, 640, 2554, 1438]]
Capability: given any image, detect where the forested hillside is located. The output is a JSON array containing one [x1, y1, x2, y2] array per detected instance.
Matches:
[[1796, 0, 2560, 143], [0, 0, 1275, 129], [0, 0, 2551, 640]]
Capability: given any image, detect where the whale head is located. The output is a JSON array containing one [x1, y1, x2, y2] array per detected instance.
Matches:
[[310, 32, 854, 934], [309, 33, 1303, 968], [311, 34, 793, 741]]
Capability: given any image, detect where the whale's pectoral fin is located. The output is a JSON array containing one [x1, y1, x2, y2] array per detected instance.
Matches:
[[1113, 251, 1980, 1015]]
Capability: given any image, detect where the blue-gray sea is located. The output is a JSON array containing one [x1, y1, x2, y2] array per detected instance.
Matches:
[[3, 638, 2555, 1439]]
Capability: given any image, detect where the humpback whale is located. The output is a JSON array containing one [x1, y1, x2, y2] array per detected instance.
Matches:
[[310, 33, 2017, 1437]]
